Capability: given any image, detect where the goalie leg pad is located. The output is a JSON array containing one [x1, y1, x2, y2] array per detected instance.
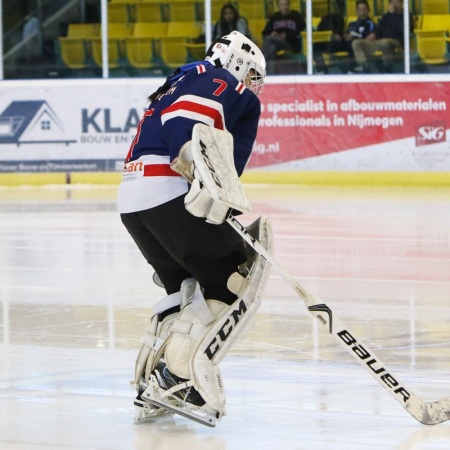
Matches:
[[161, 216, 273, 413], [134, 290, 183, 386], [133, 290, 186, 422], [198, 215, 273, 365], [164, 279, 228, 412]]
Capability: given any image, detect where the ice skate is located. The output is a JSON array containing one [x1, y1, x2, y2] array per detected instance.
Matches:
[[141, 362, 222, 427], [133, 376, 174, 424]]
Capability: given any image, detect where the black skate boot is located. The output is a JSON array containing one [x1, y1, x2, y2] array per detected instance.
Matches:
[[141, 362, 220, 427], [153, 362, 206, 406]]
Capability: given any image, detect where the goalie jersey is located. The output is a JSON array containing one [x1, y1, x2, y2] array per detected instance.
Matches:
[[117, 61, 261, 214]]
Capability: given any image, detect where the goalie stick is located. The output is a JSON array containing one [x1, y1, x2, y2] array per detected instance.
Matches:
[[227, 215, 450, 425]]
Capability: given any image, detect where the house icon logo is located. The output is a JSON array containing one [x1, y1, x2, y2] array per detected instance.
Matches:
[[0, 100, 77, 146]]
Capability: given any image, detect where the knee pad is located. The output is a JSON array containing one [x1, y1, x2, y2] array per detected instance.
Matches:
[[164, 216, 273, 412]]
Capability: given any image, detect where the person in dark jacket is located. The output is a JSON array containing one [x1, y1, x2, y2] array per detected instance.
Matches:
[[352, 0, 413, 73], [315, 0, 376, 73], [261, 0, 306, 73], [313, 12, 345, 73]]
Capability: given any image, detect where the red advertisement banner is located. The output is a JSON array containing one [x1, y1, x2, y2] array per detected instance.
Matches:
[[250, 81, 450, 169]]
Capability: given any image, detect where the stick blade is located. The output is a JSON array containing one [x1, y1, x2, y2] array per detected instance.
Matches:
[[407, 395, 450, 425]]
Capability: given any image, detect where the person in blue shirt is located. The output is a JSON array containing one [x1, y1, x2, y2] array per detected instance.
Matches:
[[315, 0, 375, 74], [352, 0, 414, 73]]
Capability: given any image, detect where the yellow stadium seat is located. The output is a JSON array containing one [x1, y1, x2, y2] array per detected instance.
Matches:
[[300, 30, 332, 56], [106, 23, 133, 38], [58, 38, 89, 69], [247, 18, 268, 47], [309, 0, 341, 17], [108, 3, 130, 23], [166, 21, 203, 38], [416, 29, 449, 38], [312, 16, 322, 30], [156, 36, 190, 69], [421, 14, 450, 30], [210, 1, 225, 20], [209, 1, 269, 22], [185, 42, 206, 61], [89, 24, 132, 68], [413, 15, 422, 30], [167, 1, 200, 22], [265, 0, 276, 17], [124, 22, 168, 69], [154, 22, 203, 71], [125, 37, 155, 68], [238, 3, 268, 20], [416, 34, 449, 64], [422, 0, 449, 14], [132, 22, 168, 38], [416, 14, 450, 39], [91, 39, 124, 68], [67, 23, 100, 38], [135, 3, 164, 22], [59, 24, 100, 71]]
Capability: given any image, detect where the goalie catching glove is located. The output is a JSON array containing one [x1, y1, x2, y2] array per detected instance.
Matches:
[[184, 178, 230, 225], [170, 123, 252, 224]]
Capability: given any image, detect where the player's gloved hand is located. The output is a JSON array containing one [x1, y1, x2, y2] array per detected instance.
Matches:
[[185, 178, 231, 225], [170, 141, 194, 183]]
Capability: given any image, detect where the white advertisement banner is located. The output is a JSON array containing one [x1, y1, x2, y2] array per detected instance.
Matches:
[[0, 79, 161, 173]]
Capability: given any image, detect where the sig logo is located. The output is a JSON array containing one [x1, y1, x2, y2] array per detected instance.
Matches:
[[416, 121, 446, 147]]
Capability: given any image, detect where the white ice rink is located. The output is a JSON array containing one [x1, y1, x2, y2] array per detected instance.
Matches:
[[1, 185, 450, 450]]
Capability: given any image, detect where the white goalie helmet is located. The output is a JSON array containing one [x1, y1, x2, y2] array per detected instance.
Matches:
[[205, 31, 266, 96]]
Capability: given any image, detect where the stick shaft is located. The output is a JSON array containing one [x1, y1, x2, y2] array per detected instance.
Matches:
[[227, 216, 450, 425]]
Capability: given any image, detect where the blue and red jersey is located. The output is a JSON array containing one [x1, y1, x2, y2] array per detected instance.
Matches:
[[118, 61, 261, 214], [125, 61, 260, 175]]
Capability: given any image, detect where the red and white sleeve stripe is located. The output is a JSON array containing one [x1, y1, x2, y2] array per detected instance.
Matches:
[[235, 82, 246, 94], [161, 95, 226, 130]]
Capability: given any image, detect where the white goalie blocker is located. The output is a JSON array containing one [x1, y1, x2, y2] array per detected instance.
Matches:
[[183, 123, 252, 224]]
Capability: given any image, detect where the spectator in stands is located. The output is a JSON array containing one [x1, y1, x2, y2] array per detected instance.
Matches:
[[315, 0, 376, 74], [22, 15, 40, 62], [352, 0, 413, 73], [313, 11, 345, 74], [213, 3, 253, 41], [261, 0, 306, 74]]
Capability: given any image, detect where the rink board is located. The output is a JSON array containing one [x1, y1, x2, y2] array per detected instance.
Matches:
[[0, 74, 449, 186]]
